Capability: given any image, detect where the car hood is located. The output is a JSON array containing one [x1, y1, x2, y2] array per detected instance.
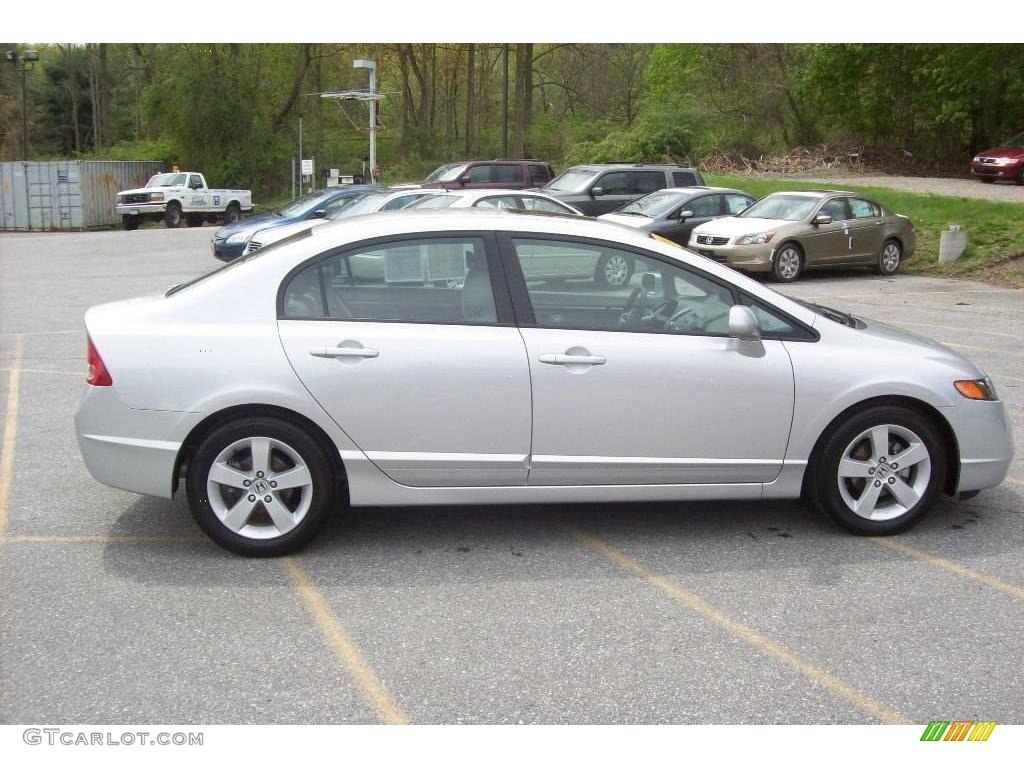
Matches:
[[117, 186, 159, 196], [979, 147, 1024, 159], [214, 212, 284, 239], [692, 217, 786, 236], [598, 213, 655, 229]]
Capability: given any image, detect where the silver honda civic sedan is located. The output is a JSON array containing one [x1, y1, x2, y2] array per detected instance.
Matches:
[[74, 210, 1013, 556]]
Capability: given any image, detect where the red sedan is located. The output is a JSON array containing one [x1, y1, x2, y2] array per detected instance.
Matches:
[[971, 132, 1024, 184]]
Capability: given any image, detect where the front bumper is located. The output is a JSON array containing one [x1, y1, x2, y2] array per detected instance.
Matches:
[[75, 385, 205, 499], [944, 397, 1015, 493], [116, 202, 167, 216], [971, 160, 1022, 179], [689, 239, 774, 272], [212, 238, 246, 261]]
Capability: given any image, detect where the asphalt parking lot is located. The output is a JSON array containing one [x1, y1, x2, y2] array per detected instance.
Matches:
[[0, 226, 1021, 724]]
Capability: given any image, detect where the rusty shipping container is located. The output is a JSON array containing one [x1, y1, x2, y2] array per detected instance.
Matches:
[[0, 160, 165, 231]]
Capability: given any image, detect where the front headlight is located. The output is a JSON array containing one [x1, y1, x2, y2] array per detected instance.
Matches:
[[954, 377, 998, 401], [149, 192, 164, 201], [226, 231, 252, 245], [736, 231, 775, 245]]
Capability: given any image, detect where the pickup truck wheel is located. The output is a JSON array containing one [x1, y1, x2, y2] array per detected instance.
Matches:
[[186, 214, 203, 227], [164, 202, 183, 228], [121, 215, 139, 231], [224, 202, 241, 224]]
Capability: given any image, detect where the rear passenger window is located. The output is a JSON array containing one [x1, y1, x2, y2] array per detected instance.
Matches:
[[672, 171, 698, 186], [632, 172, 665, 194], [281, 238, 497, 324], [493, 165, 521, 184], [849, 198, 879, 218]]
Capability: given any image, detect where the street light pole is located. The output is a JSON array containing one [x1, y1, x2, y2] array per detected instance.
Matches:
[[5, 49, 39, 160]]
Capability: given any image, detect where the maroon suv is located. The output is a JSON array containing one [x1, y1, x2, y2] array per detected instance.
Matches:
[[417, 159, 555, 190], [971, 132, 1024, 184]]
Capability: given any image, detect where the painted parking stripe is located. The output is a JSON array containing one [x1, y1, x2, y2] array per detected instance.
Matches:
[[0, 335, 24, 540], [3, 533, 208, 544], [565, 524, 907, 725], [0, 367, 82, 377], [868, 538, 1024, 600], [282, 557, 408, 725]]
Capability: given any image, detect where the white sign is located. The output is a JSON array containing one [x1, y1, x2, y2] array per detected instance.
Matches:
[[301, 159, 313, 176]]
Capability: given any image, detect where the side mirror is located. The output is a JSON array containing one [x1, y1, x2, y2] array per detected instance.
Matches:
[[677, 209, 694, 220], [641, 272, 657, 293], [812, 213, 832, 226], [591, 186, 605, 197], [312, 208, 327, 218], [459, 175, 472, 185], [728, 305, 761, 341]]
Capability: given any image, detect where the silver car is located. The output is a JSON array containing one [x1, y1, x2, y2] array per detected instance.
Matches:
[[75, 210, 1013, 556]]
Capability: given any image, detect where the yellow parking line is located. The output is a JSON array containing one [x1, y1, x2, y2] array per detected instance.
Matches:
[[0, 329, 80, 337], [282, 557, 408, 725], [0, 335, 24, 539], [565, 524, 907, 725], [869, 538, 1024, 600]]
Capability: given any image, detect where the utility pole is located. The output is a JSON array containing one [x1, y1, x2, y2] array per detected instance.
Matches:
[[5, 49, 40, 160], [298, 116, 303, 192], [353, 59, 377, 184], [501, 44, 509, 159]]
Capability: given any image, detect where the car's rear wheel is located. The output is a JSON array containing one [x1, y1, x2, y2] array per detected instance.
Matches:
[[1016, 168, 1024, 186], [808, 405, 947, 535], [595, 252, 634, 289], [186, 417, 337, 556], [876, 238, 902, 276], [164, 202, 182, 228], [224, 202, 241, 224], [772, 243, 803, 282]]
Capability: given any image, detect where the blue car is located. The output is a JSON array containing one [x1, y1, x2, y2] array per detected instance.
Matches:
[[211, 186, 376, 261]]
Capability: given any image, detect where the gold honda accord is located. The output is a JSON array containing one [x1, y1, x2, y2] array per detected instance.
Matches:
[[688, 190, 917, 282]]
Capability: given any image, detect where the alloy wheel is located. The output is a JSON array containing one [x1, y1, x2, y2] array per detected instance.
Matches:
[[205, 436, 313, 539], [880, 242, 901, 273], [776, 247, 801, 280], [836, 423, 931, 521], [603, 254, 630, 287]]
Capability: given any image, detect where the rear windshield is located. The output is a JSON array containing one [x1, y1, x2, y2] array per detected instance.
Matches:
[[166, 229, 312, 296]]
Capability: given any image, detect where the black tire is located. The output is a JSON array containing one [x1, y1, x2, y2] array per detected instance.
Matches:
[[807, 404, 947, 535], [1017, 168, 1024, 187], [122, 215, 139, 231], [979, 176, 996, 184], [876, 238, 903, 276], [186, 417, 338, 556], [164, 202, 183, 228], [594, 251, 635, 289], [772, 242, 803, 282], [186, 213, 204, 227], [223, 202, 241, 224]]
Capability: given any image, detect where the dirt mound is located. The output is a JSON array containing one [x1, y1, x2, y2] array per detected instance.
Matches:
[[700, 145, 966, 178]]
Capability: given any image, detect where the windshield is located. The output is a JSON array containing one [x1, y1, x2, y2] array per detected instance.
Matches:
[[277, 191, 332, 218], [740, 195, 817, 221], [424, 163, 468, 182], [146, 173, 187, 188], [544, 168, 599, 193], [1006, 132, 1024, 147], [406, 195, 458, 209], [325, 193, 387, 220], [618, 190, 688, 218]]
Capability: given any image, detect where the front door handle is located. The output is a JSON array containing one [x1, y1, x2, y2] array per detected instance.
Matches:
[[539, 353, 606, 366], [309, 346, 379, 359]]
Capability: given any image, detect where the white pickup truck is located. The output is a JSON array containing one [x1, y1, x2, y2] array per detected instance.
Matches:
[[115, 171, 253, 230]]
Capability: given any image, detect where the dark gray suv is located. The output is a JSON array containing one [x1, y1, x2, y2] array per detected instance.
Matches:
[[542, 163, 705, 216]]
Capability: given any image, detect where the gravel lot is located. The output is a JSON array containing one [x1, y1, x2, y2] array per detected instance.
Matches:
[[1, 227, 1021, 724], [773, 173, 1024, 203]]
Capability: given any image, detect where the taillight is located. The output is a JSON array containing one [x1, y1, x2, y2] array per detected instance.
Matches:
[[86, 336, 112, 386]]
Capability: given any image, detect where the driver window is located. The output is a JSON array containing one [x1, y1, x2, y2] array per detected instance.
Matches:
[[189, 175, 203, 190], [820, 198, 849, 221], [510, 238, 735, 336]]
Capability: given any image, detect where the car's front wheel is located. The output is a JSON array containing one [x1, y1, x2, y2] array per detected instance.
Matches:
[[808, 405, 947, 535], [186, 417, 337, 556], [772, 243, 803, 282], [164, 202, 182, 228]]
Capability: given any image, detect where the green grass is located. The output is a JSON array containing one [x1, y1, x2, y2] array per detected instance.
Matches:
[[704, 174, 1024, 286]]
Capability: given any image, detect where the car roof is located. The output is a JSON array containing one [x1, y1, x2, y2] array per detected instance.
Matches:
[[565, 163, 700, 172], [655, 186, 750, 195], [762, 189, 854, 198]]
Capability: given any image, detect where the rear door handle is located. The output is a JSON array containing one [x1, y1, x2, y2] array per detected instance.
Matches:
[[309, 346, 379, 359], [539, 353, 606, 366]]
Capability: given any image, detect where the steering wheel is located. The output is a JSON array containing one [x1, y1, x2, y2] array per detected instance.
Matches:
[[666, 305, 701, 333]]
